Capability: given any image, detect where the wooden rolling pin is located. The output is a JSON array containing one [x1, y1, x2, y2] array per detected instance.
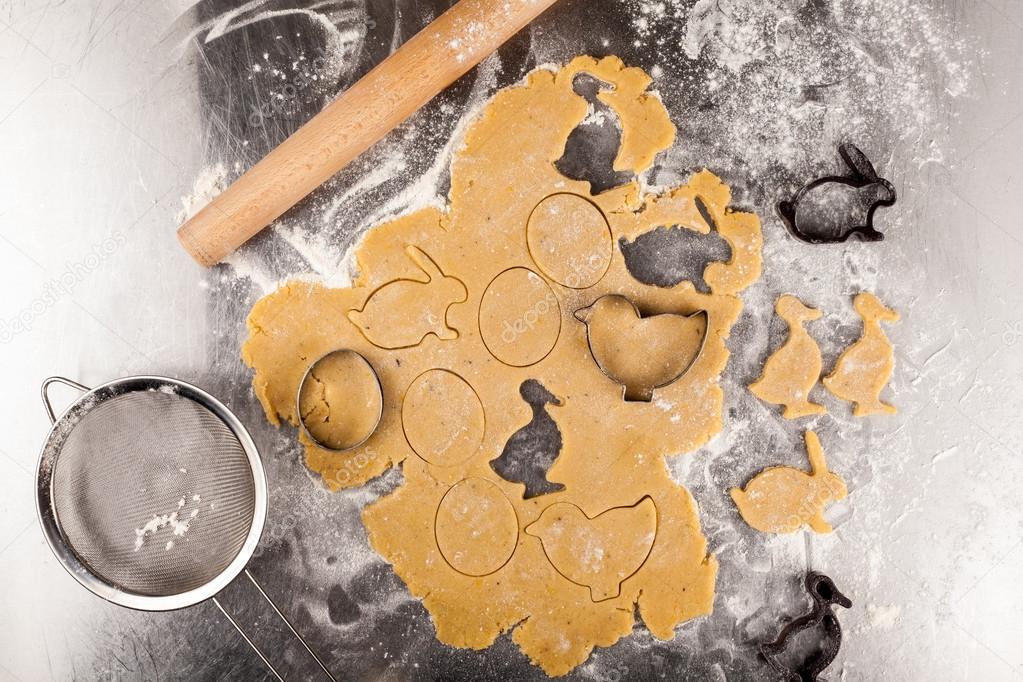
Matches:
[[178, 0, 560, 267]]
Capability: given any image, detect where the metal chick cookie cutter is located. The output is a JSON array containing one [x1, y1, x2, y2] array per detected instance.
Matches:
[[760, 572, 852, 682], [574, 294, 709, 402], [297, 349, 384, 451]]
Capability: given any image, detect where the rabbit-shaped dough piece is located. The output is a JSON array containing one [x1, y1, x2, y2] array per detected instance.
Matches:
[[730, 431, 847, 534], [749, 295, 826, 419], [824, 293, 900, 416], [779, 143, 897, 244], [348, 246, 467, 349]]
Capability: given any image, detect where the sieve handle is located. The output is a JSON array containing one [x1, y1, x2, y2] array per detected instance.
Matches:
[[213, 569, 336, 681], [41, 376, 90, 424]]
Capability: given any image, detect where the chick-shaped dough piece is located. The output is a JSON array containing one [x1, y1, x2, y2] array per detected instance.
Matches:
[[749, 295, 826, 419], [824, 292, 900, 416], [730, 431, 847, 534]]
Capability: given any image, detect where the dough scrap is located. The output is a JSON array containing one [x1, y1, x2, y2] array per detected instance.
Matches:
[[730, 431, 847, 534], [242, 56, 764, 675], [749, 294, 827, 419], [824, 292, 899, 416]]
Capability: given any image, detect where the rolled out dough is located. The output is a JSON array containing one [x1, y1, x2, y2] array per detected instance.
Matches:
[[242, 56, 763, 675]]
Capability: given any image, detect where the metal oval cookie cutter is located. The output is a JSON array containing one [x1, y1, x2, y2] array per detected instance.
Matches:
[[35, 375, 335, 681], [297, 349, 384, 451]]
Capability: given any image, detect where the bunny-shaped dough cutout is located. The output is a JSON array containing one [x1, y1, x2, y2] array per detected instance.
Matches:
[[348, 246, 468, 349], [730, 430, 847, 534], [779, 143, 896, 244], [749, 295, 826, 419]]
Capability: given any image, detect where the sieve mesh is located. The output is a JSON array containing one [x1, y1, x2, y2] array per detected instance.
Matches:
[[49, 389, 256, 597]]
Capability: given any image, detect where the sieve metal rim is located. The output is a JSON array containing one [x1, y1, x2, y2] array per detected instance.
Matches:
[[35, 375, 268, 612]]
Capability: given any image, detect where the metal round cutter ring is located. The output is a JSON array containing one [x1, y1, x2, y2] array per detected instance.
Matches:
[[297, 349, 384, 452]]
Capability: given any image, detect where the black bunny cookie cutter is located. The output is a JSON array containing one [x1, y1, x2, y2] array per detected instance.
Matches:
[[760, 572, 852, 682], [779, 143, 896, 244]]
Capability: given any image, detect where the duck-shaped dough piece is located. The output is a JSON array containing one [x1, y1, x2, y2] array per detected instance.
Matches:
[[760, 572, 852, 682], [525, 497, 657, 602], [749, 295, 826, 419], [574, 295, 708, 402], [824, 292, 900, 416], [730, 431, 847, 534]]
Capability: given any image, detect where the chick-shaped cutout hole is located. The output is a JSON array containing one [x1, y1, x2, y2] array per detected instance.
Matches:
[[435, 478, 519, 577], [402, 370, 485, 467], [749, 295, 826, 419], [527, 194, 613, 289], [348, 246, 468, 349], [575, 295, 708, 402], [729, 431, 847, 534], [525, 497, 657, 602], [823, 292, 900, 416], [298, 350, 383, 451], [479, 268, 562, 367]]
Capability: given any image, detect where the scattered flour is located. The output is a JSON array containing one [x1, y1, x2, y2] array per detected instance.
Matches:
[[175, 162, 228, 225], [133, 494, 202, 551], [866, 603, 902, 630]]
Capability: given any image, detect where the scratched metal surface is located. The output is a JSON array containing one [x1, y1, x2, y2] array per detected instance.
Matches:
[[2, 1, 1023, 680]]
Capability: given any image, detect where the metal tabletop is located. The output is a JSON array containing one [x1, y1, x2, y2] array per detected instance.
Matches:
[[2, 1, 1021, 680]]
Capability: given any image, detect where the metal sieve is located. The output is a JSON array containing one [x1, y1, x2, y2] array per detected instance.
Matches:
[[36, 375, 335, 681]]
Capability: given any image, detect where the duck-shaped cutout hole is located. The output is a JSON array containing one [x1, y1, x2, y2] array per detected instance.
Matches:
[[760, 572, 852, 682], [490, 380, 565, 499], [729, 430, 847, 534], [749, 295, 826, 419], [619, 196, 732, 293], [348, 246, 468, 349], [823, 292, 900, 416], [779, 143, 896, 244], [525, 497, 657, 602], [575, 295, 708, 402], [554, 74, 635, 195]]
